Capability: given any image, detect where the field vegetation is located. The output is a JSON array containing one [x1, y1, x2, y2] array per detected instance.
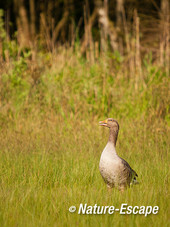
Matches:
[[0, 0, 169, 226]]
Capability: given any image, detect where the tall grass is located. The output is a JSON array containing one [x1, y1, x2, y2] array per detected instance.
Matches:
[[0, 116, 169, 226], [0, 45, 169, 226]]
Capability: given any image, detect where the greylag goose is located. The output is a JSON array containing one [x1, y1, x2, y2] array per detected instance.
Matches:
[[99, 118, 138, 191]]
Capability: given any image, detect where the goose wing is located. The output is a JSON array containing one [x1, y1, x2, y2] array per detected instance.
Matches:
[[120, 157, 138, 183]]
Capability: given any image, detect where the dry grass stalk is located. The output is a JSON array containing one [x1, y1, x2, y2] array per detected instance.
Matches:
[[164, 3, 170, 76], [40, 13, 53, 52], [84, 3, 89, 61], [29, 0, 36, 39], [116, 0, 124, 28], [116, 0, 124, 55], [86, 0, 94, 63], [98, 8, 108, 54], [165, 19, 169, 76], [83, 0, 95, 63], [18, 1, 30, 47], [69, 19, 75, 48], [134, 10, 142, 90], [81, 9, 97, 57], [160, 0, 170, 76], [5, 8, 10, 42], [4, 50, 9, 64], [95, 41, 99, 59], [122, 7, 135, 78], [0, 38, 2, 62], [52, 3, 69, 47], [84, 6, 90, 61]]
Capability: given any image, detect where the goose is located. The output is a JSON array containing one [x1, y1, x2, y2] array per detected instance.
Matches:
[[99, 118, 138, 191]]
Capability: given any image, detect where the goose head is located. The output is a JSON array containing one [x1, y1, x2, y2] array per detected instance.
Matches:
[[99, 118, 119, 130]]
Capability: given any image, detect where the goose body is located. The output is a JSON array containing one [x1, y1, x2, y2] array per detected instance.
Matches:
[[99, 118, 138, 191]]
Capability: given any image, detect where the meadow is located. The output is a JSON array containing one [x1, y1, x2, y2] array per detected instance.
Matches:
[[0, 44, 169, 227]]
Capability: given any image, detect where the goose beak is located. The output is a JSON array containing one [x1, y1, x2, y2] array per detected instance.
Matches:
[[99, 119, 108, 126]]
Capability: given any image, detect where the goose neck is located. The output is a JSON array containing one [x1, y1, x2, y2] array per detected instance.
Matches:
[[108, 127, 118, 146]]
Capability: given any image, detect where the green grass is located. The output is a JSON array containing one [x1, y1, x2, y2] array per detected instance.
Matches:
[[0, 117, 169, 226], [0, 50, 169, 226]]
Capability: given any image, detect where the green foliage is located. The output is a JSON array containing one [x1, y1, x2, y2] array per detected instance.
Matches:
[[0, 9, 20, 61], [1, 48, 169, 123], [1, 54, 31, 112], [0, 9, 6, 40], [0, 40, 169, 226]]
